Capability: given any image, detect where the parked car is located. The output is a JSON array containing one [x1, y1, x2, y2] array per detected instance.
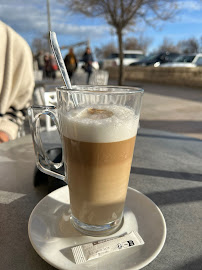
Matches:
[[103, 50, 145, 68], [160, 54, 202, 67], [129, 52, 180, 67]]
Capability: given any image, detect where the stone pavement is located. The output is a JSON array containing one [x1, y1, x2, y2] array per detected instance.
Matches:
[[109, 79, 202, 140]]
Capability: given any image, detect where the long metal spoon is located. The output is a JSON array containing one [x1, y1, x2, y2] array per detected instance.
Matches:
[[49, 31, 72, 89]]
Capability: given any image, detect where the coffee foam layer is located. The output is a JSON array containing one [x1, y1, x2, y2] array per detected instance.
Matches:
[[60, 105, 139, 143]]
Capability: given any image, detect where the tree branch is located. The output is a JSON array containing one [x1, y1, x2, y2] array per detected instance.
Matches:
[[122, 0, 144, 28], [103, 0, 118, 27]]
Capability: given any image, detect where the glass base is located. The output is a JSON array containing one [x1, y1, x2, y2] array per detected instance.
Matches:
[[70, 214, 123, 237]]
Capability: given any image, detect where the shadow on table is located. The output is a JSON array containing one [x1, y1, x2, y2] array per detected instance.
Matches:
[[131, 167, 202, 182], [140, 120, 202, 135], [175, 256, 202, 270], [138, 131, 201, 142], [131, 166, 202, 205], [144, 187, 202, 206]]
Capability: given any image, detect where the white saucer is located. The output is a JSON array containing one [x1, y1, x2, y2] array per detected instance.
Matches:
[[28, 186, 166, 270]]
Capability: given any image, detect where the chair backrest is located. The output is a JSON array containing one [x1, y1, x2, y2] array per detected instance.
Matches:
[[43, 91, 57, 106], [33, 88, 57, 131], [43, 91, 57, 131], [89, 70, 109, 85], [72, 70, 109, 85], [34, 87, 45, 105]]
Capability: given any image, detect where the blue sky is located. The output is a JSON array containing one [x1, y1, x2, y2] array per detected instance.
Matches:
[[0, 0, 202, 56]]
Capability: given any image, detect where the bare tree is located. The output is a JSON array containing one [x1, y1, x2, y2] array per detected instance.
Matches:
[[156, 38, 179, 53], [60, 0, 177, 85], [31, 34, 50, 55], [124, 37, 140, 50], [177, 38, 200, 54], [95, 43, 117, 59], [200, 37, 202, 52], [124, 36, 152, 53]]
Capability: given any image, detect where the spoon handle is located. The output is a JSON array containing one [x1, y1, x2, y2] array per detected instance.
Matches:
[[49, 31, 72, 89]]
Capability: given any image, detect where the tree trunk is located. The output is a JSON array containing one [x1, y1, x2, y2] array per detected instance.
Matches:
[[117, 28, 123, 86]]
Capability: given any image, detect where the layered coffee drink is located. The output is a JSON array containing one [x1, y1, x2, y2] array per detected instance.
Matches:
[[60, 105, 139, 226]]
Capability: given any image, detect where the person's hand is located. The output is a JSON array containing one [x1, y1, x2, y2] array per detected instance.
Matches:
[[0, 131, 10, 143]]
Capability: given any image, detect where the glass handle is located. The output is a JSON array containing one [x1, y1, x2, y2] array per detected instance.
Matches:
[[28, 106, 65, 181]]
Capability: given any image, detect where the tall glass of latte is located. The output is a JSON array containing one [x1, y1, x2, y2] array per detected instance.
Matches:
[[28, 85, 143, 236]]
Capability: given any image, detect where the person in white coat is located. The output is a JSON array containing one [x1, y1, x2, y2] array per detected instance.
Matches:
[[0, 21, 34, 143]]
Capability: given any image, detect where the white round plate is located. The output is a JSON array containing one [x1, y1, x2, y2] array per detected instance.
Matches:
[[28, 186, 166, 270]]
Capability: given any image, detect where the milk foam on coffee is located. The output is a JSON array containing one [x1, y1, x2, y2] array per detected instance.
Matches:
[[60, 105, 139, 143]]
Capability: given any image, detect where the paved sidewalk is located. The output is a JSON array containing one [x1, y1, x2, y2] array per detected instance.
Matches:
[[32, 78, 202, 140], [109, 80, 202, 140]]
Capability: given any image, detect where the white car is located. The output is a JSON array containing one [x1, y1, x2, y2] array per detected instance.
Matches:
[[160, 54, 202, 67], [103, 50, 145, 68]]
